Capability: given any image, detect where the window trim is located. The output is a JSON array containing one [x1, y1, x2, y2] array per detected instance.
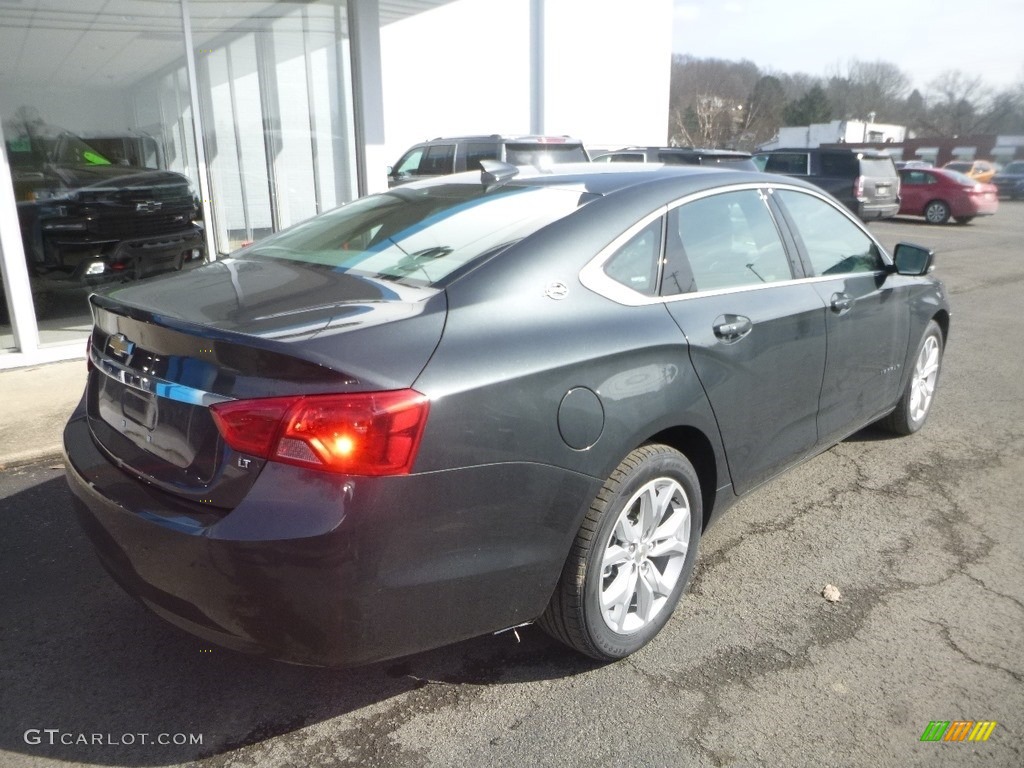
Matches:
[[579, 182, 893, 307]]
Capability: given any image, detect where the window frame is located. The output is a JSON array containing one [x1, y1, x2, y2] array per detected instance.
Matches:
[[579, 182, 893, 307]]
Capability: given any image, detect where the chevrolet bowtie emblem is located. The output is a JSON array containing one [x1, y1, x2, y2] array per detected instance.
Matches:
[[135, 200, 162, 213], [107, 333, 135, 360]]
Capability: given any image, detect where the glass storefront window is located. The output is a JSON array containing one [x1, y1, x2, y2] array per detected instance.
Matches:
[[189, 0, 357, 256], [1, 0, 357, 357], [0, 1, 201, 350]]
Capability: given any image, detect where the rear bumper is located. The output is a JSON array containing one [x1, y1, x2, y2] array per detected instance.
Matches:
[[63, 405, 597, 667], [856, 200, 900, 220]]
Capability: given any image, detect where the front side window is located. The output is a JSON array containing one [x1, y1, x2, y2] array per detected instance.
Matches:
[[776, 190, 884, 276], [664, 189, 792, 294], [394, 148, 424, 175], [902, 171, 934, 186], [607, 153, 645, 163]]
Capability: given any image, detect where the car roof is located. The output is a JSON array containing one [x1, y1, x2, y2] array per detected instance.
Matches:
[[613, 146, 752, 156], [401, 162, 806, 197], [759, 147, 894, 158], [419, 134, 584, 143]]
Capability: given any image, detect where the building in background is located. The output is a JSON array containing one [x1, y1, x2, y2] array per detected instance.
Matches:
[[1, 0, 673, 369], [758, 120, 907, 150]]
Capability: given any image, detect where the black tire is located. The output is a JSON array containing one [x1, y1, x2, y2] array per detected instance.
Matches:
[[538, 444, 702, 661], [953, 216, 975, 225], [924, 200, 951, 224], [880, 320, 943, 435]]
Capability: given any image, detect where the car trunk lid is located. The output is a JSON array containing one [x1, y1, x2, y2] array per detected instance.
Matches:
[[86, 258, 446, 509]]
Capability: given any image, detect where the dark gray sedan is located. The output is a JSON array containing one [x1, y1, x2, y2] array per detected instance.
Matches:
[[64, 164, 949, 667]]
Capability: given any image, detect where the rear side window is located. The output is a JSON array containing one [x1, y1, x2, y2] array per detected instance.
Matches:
[[776, 190, 884, 276], [658, 152, 699, 165], [763, 153, 809, 175], [664, 189, 792, 294], [418, 144, 455, 175], [463, 142, 500, 171], [603, 217, 662, 296], [607, 153, 645, 163], [820, 153, 858, 176]]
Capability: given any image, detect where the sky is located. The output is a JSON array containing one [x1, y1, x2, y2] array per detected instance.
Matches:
[[671, 0, 1024, 93]]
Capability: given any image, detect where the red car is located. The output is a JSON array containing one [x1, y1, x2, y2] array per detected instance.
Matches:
[[898, 168, 999, 224]]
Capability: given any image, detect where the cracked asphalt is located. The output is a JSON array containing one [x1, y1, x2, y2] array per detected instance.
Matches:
[[1, 207, 1022, 767]]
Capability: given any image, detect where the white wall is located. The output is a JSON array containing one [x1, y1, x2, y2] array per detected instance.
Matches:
[[541, 0, 672, 148], [380, 0, 672, 165], [380, 0, 533, 166]]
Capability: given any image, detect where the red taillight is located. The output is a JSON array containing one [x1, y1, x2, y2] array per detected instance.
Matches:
[[854, 175, 865, 198], [210, 390, 429, 476]]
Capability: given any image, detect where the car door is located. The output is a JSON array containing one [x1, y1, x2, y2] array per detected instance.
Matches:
[[661, 188, 827, 495], [898, 169, 930, 214], [772, 188, 910, 446]]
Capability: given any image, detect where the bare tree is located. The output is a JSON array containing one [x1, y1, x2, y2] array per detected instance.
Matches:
[[921, 70, 993, 135]]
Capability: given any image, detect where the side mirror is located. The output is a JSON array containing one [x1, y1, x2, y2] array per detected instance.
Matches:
[[385, 166, 394, 177], [892, 242, 934, 276]]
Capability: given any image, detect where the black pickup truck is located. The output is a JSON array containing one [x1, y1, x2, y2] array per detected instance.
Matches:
[[6, 131, 204, 314]]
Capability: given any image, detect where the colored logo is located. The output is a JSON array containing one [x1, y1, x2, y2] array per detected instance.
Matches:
[[920, 721, 997, 742]]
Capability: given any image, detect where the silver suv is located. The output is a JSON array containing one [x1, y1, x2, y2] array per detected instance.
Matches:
[[754, 148, 900, 220], [388, 135, 589, 187]]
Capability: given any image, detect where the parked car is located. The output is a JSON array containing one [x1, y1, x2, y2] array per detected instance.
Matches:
[[753, 147, 900, 220], [942, 159, 998, 184], [387, 134, 589, 186], [992, 160, 1024, 199], [895, 160, 933, 170], [5, 130, 203, 311], [65, 162, 949, 668], [592, 147, 757, 170], [897, 167, 999, 224]]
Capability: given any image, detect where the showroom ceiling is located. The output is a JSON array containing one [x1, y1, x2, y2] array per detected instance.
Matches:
[[0, 0, 455, 89]]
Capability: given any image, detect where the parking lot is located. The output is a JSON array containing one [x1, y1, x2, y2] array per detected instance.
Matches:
[[1, 203, 1022, 768]]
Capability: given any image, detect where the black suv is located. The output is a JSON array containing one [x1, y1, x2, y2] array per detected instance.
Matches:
[[7, 131, 204, 300], [753, 148, 900, 220], [388, 135, 589, 186], [593, 146, 757, 170]]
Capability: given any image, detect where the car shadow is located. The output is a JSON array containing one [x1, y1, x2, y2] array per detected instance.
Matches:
[[0, 472, 601, 766]]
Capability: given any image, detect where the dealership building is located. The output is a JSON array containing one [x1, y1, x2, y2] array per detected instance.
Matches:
[[0, 0, 672, 369]]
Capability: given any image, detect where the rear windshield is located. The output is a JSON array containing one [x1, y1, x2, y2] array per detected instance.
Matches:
[[858, 157, 897, 178], [505, 143, 588, 164], [944, 162, 970, 173], [238, 183, 593, 287]]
